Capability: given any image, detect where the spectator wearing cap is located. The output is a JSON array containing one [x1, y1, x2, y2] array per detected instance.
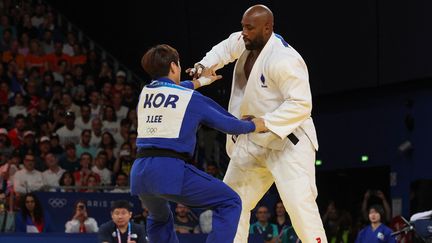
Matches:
[[49, 133, 64, 156], [76, 129, 97, 158], [9, 93, 27, 118], [42, 153, 65, 189], [59, 143, 80, 172], [7, 114, 26, 148], [13, 153, 44, 195], [56, 111, 82, 147], [113, 70, 126, 93], [112, 92, 129, 121], [76, 104, 92, 130]]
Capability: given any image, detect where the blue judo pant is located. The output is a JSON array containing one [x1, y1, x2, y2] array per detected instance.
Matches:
[[138, 163, 242, 243]]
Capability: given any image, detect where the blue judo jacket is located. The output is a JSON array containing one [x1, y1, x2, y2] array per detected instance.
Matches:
[[130, 78, 255, 195]]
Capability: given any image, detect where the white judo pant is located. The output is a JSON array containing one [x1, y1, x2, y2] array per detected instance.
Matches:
[[224, 129, 327, 243]]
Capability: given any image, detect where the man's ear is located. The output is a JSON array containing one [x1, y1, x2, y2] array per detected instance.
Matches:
[[169, 62, 177, 74]]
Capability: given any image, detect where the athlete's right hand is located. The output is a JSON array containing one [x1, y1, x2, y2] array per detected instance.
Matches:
[[251, 118, 269, 133]]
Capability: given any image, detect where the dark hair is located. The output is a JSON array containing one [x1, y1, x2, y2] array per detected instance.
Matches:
[[72, 200, 87, 217], [141, 44, 179, 79], [111, 200, 132, 212], [20, 193, 44, 224], [102, 105, 117, 122], [368, 204, 385, 222], [59, 171, 75, 186], [99, 131, 116, 149]]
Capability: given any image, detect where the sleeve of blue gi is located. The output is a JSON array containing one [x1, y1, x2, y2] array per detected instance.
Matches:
[[190, 91, 255, 134]]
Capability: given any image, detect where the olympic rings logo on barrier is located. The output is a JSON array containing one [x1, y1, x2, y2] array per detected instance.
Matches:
[[146, 127, 157, 134], [48, 198, 67, 208]]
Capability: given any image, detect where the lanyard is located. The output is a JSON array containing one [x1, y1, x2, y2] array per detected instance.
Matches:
[[116, 222, 131, 243]]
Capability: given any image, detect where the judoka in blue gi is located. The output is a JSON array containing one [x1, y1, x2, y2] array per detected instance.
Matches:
[[355, 204, 396, 243], [130, 44, 268, 243]]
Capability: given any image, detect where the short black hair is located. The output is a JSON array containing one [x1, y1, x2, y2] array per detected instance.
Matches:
[[369, 204, 385, 221], [141, 44, 179, 79], [111, 200, 132, 212]]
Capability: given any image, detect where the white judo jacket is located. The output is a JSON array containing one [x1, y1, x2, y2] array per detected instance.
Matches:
[[199, 32, 318, 155]]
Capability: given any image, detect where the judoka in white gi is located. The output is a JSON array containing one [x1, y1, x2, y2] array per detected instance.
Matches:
[[188, 5, 327, 243]]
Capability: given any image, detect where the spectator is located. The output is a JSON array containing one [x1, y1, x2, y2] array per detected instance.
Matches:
[[110, 172, 129, 193], [355, 204, 396, 243], [362, 190, 392, 223], [70, 44, 87, 66], [111, 92, 128, 121], [31, 4, 45, 28], [2, 40, 25, 70], [73, 152, 99, 187], [0, 127, 13, 158], [13, 153, 44, 195], [9, 93, 27, 117], [46, 40, 71, 72], [90, 117, 102, 147], [24, 39, 46, 73], [83, 174, 100, 193], [91, 151, 112, 186], [35, 136, 51, 171], [271, 201, 291, 234], [65, 199, 98, 233], [17, 32, 30, 56], [98, 200, 147, 243], [0, 189, 14, 232], [113, 143, 133, 175], [75, 104, 92, 130], [0, 28, 13, 52], [88, 90, 102, 119], [113, 70, 126, 93], [49, 133, 64, 156], [15, 193, 54, 232], [59, 142, 80, 172], [122, 83, 138, 109], [250, 205, 278, 243], [76, 129, 97, 158], [7, 113, 26, 148], [133, 207, 148, 230], [62, 31, 76, 56], [40, 29, 54, 54], [114, 118, 131, 146], [56, 111, 81, 147], [59, 171, 75, 192], [61, 92, 80, 117], [42, 152, 65, 189], [205, 163, 223, 180], [98, 131, 117, 165], [102, 105, 119, 136], [174, 204, 200, 234]]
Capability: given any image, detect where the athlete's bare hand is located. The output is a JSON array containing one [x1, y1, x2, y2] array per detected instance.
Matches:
[[251, 118, 269, 133]]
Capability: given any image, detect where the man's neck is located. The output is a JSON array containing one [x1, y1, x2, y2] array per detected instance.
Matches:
[[49, 166, 59, 173], [258, 221, 268, 228], [176, 215, 189, 223]]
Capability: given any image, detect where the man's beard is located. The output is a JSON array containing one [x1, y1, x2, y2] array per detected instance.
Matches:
[[245, 35, 266, 50]]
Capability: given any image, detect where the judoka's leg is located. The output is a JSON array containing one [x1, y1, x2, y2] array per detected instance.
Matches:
[[268, 131, 327, 243], [162, 164, 242, 243], [139, 195, 179, 243], [224, 161, 273, 243]]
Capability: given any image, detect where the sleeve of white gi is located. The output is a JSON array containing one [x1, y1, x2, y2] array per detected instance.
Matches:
[[263, 54, 313, 139], [199, 32, 245, 70]]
